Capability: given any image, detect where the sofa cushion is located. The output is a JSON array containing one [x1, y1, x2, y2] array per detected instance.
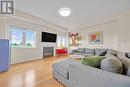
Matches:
[[78, 48, 85, 53], [95, 49, 108, 56], [71, 49, 78, 54], [85, 48, 95, 54], [81, 56, 105, 68], [101, 54, 123, 74], [85, 54, 95, 57], [73, 53, 86, 56], [52, 59, 74, 79]]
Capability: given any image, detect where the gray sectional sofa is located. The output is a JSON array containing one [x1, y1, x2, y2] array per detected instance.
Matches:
[[52, 59, 75, 87], [69, 62, 130, 87], [52, 48, 130, 87], [71, 48, 108, 57]]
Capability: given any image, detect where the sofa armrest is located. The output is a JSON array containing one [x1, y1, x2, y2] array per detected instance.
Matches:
[[69, 62, 130, 87]]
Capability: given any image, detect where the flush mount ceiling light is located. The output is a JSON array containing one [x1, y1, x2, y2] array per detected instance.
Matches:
[[59, 7, 71, 17]]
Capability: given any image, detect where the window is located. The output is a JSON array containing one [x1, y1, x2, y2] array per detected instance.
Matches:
[[10, 26, 36, 48], [57, 35, 68, 48]]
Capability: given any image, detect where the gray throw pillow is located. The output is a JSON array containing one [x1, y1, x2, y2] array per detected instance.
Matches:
[[127, 66, 130, 76], [107, 49, 117, 56], [120, 58, 130, 76], [99, 51, 107, 56], [95, 49, 108, 56], [116, 51, 125, 60], [125, 52, 130, 58], [114, 51, 130, 76], [101, 54, 123, 74]]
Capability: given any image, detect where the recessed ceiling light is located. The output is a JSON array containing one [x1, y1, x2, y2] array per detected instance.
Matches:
[[59, 7, 71, 17]]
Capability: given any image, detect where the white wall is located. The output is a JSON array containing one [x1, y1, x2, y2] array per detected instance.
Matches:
[[76, 11, 130, 52], [117, 12, 130, 52], [0, 11, 67, 64], [0, 18, 8, 39]]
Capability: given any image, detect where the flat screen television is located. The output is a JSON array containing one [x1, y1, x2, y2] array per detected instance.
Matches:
[[41, 32, 57, 42]]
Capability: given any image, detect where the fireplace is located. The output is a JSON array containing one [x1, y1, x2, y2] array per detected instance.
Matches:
[[43, 47, 54, 58]]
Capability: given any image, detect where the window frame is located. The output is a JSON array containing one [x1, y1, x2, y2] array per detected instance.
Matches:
[[9, 26, 36, 49]]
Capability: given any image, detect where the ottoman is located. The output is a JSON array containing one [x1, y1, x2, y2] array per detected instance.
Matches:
[[52, 58, 75, 86]]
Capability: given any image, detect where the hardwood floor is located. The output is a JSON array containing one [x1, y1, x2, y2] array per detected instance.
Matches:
[[0, 56, 67, 87]]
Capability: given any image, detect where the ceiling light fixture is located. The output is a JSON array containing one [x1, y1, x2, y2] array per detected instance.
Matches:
[[59, 7, 71, 17]]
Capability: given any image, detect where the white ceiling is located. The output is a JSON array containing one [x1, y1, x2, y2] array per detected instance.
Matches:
[[15, 0, 130, 31]]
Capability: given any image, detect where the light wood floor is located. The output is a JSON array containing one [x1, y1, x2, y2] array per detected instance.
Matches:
[[0, 56, 67, 87]]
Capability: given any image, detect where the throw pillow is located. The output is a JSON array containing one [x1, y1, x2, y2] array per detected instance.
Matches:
[[101, 54, 123, 74], [116, 51, 126, 60], [107, 49, 117, 56], [125, 52, 130, 58], [127, 66, 130, 76], [81, 56, 105, 68], [95, 49, 108, 56], [110, 51, 130, 76], [121, 58, 130, 76], [99, 51, 107, 56]]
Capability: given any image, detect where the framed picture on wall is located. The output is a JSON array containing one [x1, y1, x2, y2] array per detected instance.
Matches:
[[89, 31, 103, 44]]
